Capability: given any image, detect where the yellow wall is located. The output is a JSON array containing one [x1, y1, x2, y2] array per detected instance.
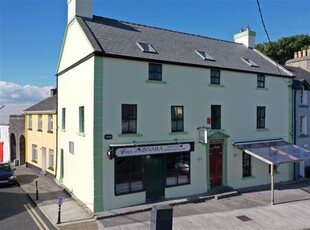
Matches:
[[25, 113, 57, 176]]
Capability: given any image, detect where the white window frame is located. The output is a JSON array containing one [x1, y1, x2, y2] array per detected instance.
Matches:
[[48, 149, 54, 169], [69, 141, 74, 154], [300, 86, 308, 105], [241, 57, 259, 67], [195, 50, 215, 61], [38, 115, 42, 130], [28, 115, 32, 129], [32, 144, 38, 162], [48, 115, 53, 132], [300, 115, 307, 135]]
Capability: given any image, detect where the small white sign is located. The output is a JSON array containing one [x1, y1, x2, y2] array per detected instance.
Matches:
[[116, 144, 191, 157], [57, 197, 64, 206]]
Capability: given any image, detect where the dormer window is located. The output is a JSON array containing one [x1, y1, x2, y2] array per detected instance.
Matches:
[[136, 42, 157, 53], [195, 50, 215, 61], [241, 57, 259, 67]]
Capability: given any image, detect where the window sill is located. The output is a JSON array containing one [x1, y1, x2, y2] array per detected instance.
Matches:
[[28, 128, 32, 131], [118, 133, 143, 138], [299, 104, 309, 108], [256, 87, 268, 91], [256, 128, 269, 132], [299, 134, 309, 138], [169, 131, 189, 135], [48, 167, 54, 171], [77, 132, 85, 137], [145, 80, 167, 85], [31, 160, 37, 164], [208, 84, 224, 88], [47, 130, 53, 134], [37, 129, 42, 132], [242, 176, 255, 180], [60, 129, 66, 132]]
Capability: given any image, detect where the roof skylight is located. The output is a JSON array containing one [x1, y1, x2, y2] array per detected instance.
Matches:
[[241, 57, 259, 67], [136, 42, 157, 53], [195, 50, 215, 61]]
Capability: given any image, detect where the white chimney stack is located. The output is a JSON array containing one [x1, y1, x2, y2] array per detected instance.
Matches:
[[234, 26, 256, 49], [67, 0, 93, 24]]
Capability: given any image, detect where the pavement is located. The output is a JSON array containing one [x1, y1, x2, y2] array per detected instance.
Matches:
[[14, 164, 310, 229]]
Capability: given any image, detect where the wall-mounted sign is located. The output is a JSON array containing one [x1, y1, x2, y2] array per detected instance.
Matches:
[[198, 127, 208, 144], [209, 139, 224, 144], [104, 134, 113, 140], [116, 143, 191, 157]]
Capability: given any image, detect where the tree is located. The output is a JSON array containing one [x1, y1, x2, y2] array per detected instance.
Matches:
[[255, 34, 310, 65]]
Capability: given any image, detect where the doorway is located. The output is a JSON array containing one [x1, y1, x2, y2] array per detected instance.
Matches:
[[209, 144, 222, 186], [144, 155, 165, 200]]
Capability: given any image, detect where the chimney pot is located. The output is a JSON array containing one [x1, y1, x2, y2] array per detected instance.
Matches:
[[298, 51, 302, 58], [294, 52, 298, 59]]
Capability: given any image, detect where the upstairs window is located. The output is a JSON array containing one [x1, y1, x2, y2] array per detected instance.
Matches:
[[300, 86, 308, 105], [48, 115, 53, 132], [149, 63, 162, 81], [195, 50, 215, 61], [257, 75, 265, 88], [210, 69, 221, 85], [171, 106, 184, 132], [211, 105, 221, 130], [28, 115, 32, 130], [241, 57, 259, 67], [122, 104, 137, 134], [79, 106, 85, 133], [300, 115, 307, 135], [38, 115, 42, 131], [62, 108, 66, 130], [136, 42, 157, 53], [257, 106, 266, 129]]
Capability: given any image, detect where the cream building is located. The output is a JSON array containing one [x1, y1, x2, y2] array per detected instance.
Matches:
[[57, 0, 295, 212]]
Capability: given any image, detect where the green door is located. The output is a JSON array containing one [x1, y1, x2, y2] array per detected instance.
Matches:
[[145, 155, 165, 200]]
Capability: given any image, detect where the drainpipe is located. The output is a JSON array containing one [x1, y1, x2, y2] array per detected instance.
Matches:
[[293, 85, 297, 180]]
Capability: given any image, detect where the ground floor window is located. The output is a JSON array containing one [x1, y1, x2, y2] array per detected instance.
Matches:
[[242, 151, 252, 177], [166, 152, 190, 186], [115, 156, 144, 195], [32, 144, 37, 163]]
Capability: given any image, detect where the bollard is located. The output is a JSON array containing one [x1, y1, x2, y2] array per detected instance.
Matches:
[[150, 204, 173, 230], [57, 204, 61, 224], [57, 197, 64, 224], [35, 181, 39, 200]]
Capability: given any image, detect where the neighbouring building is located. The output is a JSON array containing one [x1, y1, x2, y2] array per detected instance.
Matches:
[[286, 47, 310, 177], [0, 105, 31, 163], [24, 90, 57, 177], [57, 0, 296, 212]]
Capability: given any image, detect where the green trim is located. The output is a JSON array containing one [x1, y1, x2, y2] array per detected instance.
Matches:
[[256, 128, 269, 132], [288, 82, 294, 181], [242, 176, 256, 180], [210, 129, 225, 132], [93, 56, 104, 212], [256, 87, 268, 91], [145, 80, 167, 85], [169, 131, 189, 135], [118, 133, 143, 138], [56, 18, 76, 73], [208, 84, 225, 88]]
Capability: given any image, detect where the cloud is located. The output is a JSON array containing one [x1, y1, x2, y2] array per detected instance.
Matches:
[[0, 81, 54, 106]]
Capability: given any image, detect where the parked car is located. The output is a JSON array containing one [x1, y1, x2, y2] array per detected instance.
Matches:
[[0, 163, 17, 185]]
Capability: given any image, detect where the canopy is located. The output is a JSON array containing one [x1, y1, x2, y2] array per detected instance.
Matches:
[[233, 139, 310, 165], [233, 138, 310, 205]]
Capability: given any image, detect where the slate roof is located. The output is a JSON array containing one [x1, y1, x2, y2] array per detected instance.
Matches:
[[286, 66, 310, 90], [77, 16, 293, 77], [0, 105, 31, 125], [23, 95, 57, 114]]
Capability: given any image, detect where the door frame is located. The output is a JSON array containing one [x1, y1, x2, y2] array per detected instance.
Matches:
[[206, 131, 229, 190], [42, 147, 46, 172]]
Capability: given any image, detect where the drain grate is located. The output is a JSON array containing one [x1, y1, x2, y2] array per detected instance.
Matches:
[[236, 215, 252, 222]]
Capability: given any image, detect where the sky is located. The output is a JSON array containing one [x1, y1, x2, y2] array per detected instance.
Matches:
[[0, 0, 309, 105]]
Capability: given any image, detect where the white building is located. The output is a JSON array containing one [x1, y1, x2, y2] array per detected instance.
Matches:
[[57, 0, 295, 212]]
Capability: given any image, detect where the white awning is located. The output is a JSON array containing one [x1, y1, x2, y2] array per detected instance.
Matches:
[[234, 139, 310, 165]]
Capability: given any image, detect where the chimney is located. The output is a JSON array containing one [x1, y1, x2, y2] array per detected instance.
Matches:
[[234, 26, 256, 49], [67, 0, 93, 24], [50, 88, 57, 96]]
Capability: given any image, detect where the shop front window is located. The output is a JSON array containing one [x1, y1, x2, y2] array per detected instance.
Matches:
[[115, 156, 144, 195], [166, 152, 190, 186]]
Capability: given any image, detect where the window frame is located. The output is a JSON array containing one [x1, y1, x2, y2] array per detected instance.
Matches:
[[171, 106, 184, 132], [48, 149, 54, 170], [48, 114, 53, 132], [37, 114, 42, 131], [165, 152, 190, 187], [257, 74, 265, 88], [300, 115, 307, 135], [195, 50, 215, 61], [300, 86, 308, 105], [115, 156, 144, 195], [122, 104, 137, 134], [62, 108, 66, 130], [241, 57, 259, 67], [210, 69, 221, 85], [211, 105, 221, 130], [28, 115, 32, 130], [136, 42, 157, 53], [32, 144, 38, 163], [242, 151, 252, 177], [257, 106, 266, 129], [149, 63, 162, 81], [79, 106, 85, 133]]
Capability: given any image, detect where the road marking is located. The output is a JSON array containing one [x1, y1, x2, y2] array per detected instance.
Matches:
[[24, 203, 49, 230]]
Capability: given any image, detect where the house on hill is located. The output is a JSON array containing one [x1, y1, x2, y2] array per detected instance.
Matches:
[[24, 89, 57, 177], [56, 0, 297, 212]]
